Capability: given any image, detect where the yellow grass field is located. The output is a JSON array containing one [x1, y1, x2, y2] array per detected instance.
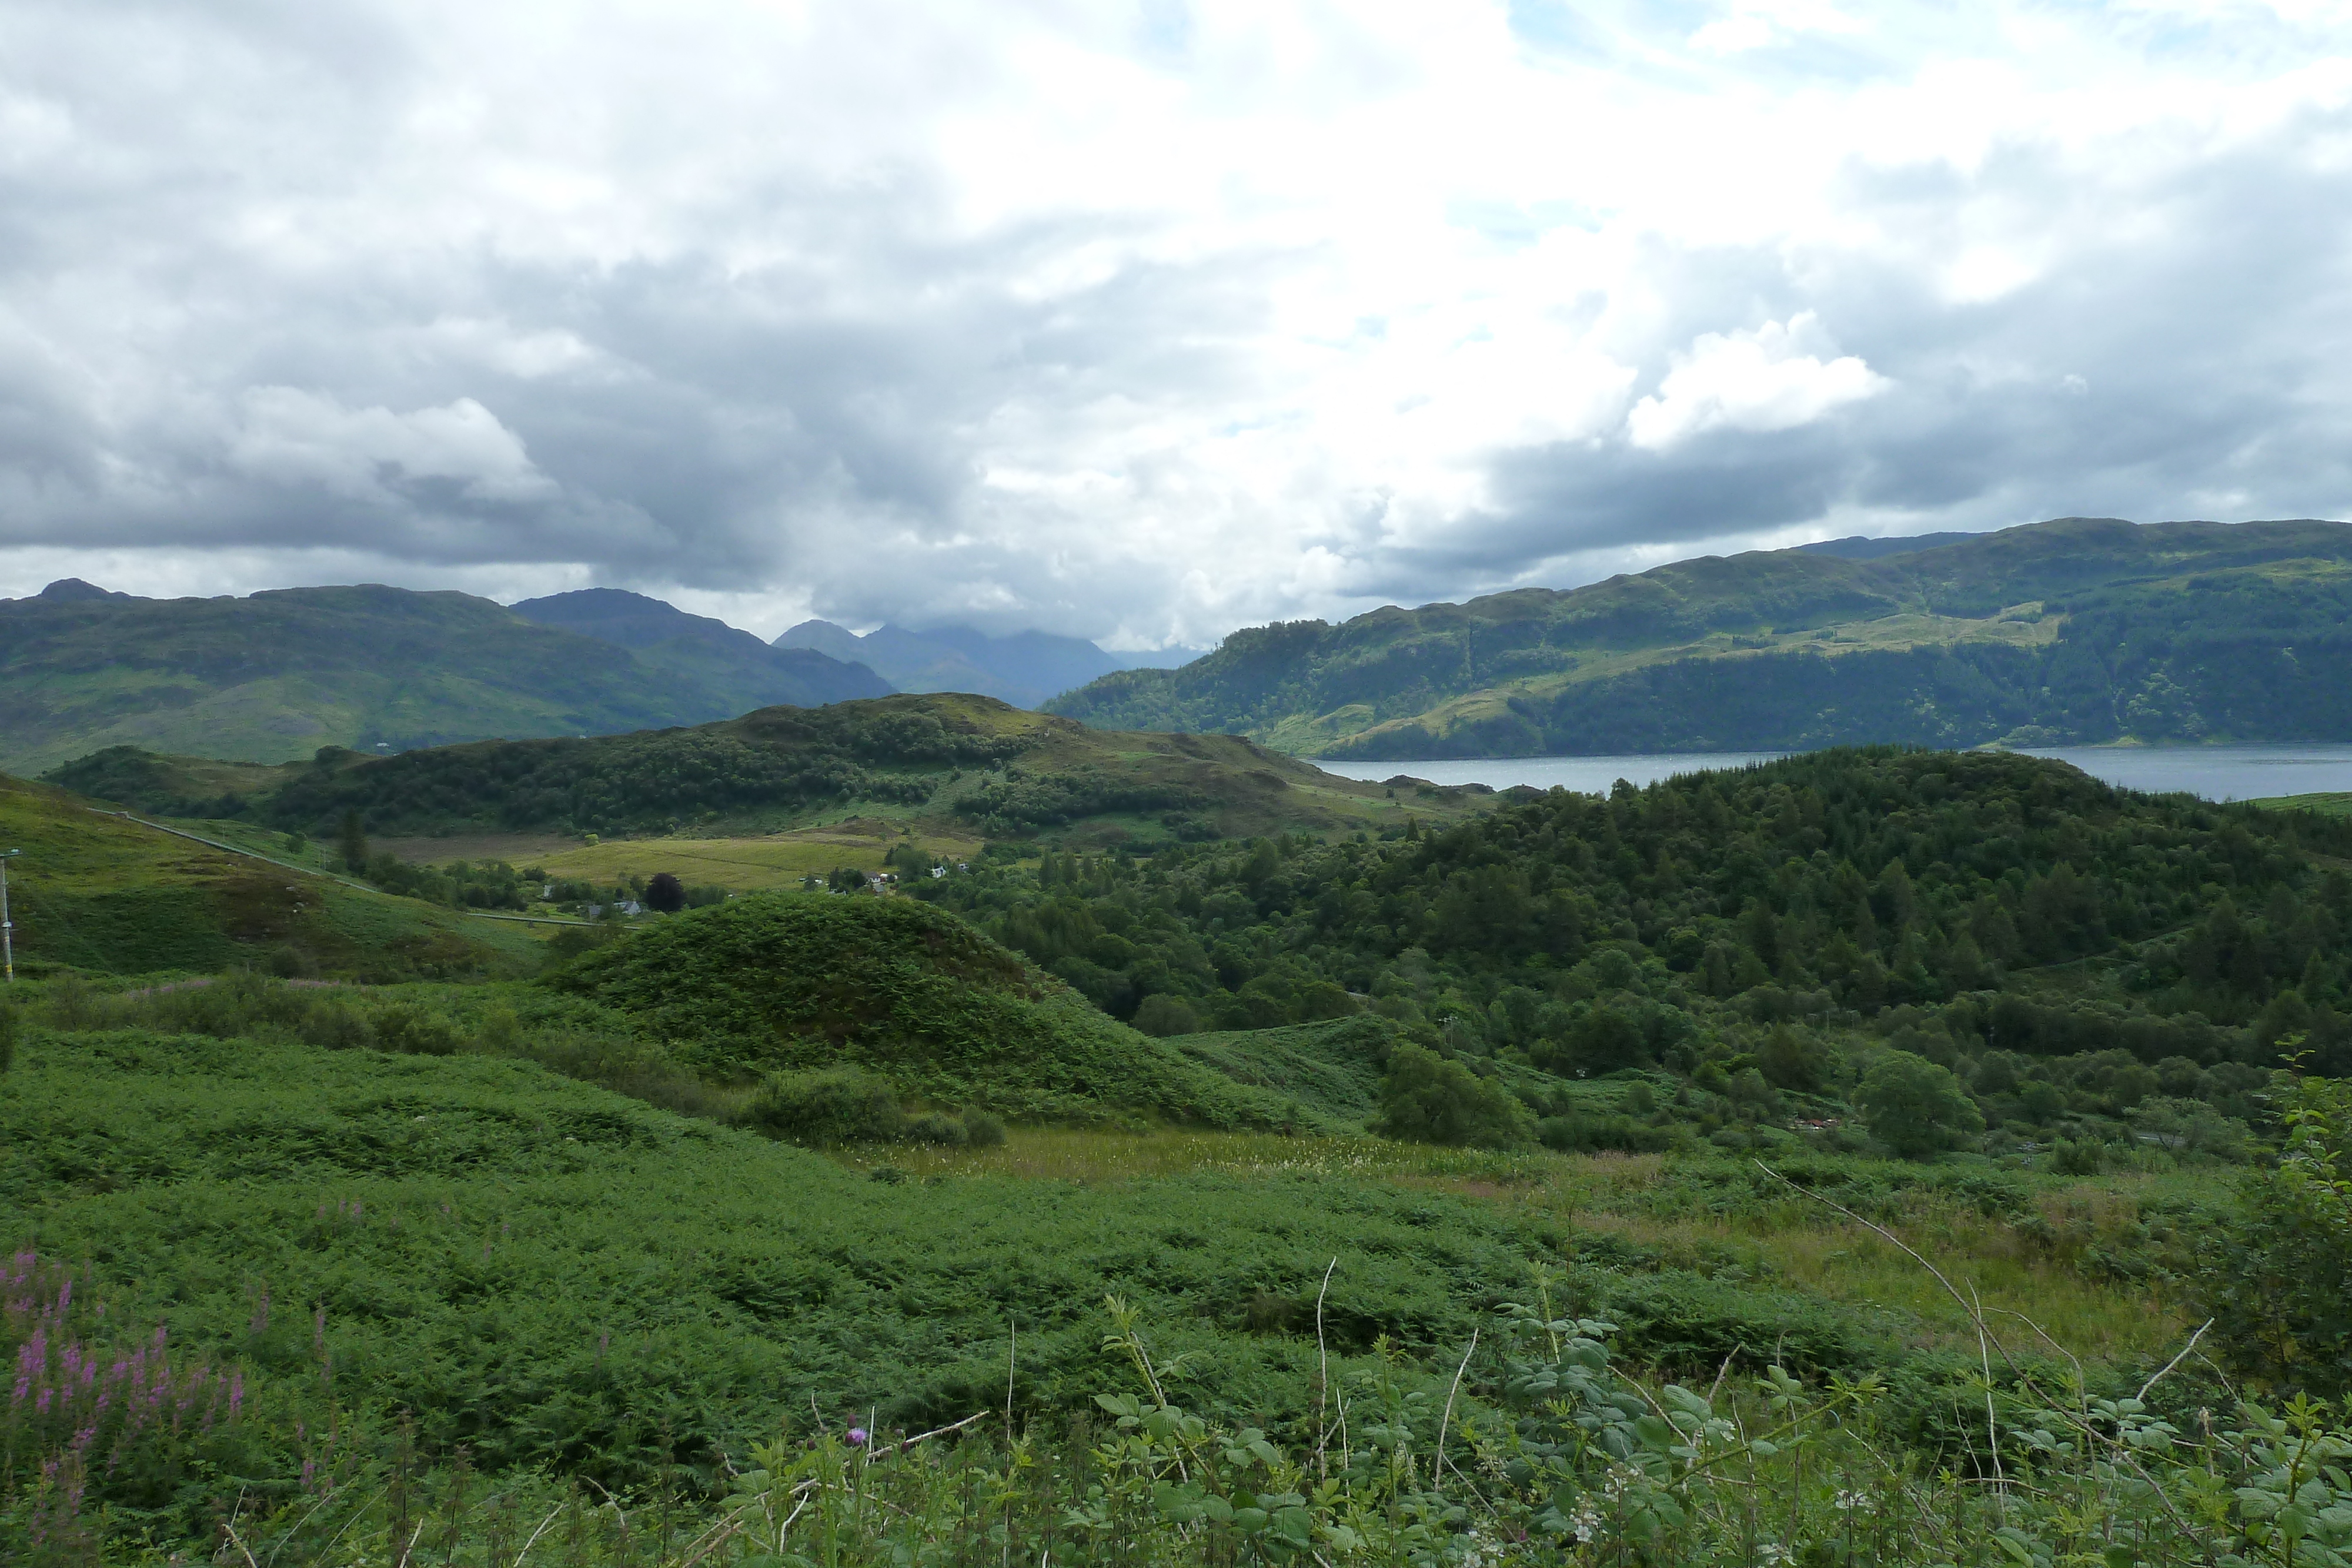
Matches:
[[532, 824, 988, 889]]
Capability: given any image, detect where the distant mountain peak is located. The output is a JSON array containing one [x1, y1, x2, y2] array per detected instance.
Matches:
[[37, 577, 134, 601], [774, 620, 1130, 707]]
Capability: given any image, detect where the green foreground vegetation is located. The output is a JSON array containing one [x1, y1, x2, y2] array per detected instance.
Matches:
[[6, 744, 2352, 1563]]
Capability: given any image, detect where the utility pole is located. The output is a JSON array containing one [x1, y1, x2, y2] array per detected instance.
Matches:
[[1, 850, 16, 983]]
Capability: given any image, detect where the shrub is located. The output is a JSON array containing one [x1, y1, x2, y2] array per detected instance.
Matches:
[[1856, 1049, 1983, 1159], [370, 1003, 461, 1056], [2049, 1136, 2106, 1175], [904, 1111, 970, 1146], [1373, 1044, 1535, 1148], [1535, 1111, 1670, 1154], [2200, 1071, 2352, 1393], [741, 1066, 908, 1145], [963, 1110, 1007, 1146]]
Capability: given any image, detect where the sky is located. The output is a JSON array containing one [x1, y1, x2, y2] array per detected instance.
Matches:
[[4, 1, 2352, 650]]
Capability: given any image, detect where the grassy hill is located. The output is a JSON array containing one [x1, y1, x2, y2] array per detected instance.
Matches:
[[45, 693, 1486, 852], [1048, 516, 2352, 757], [0, 579, 884, 775], [0, 770, 544, 979], [552, 892, 1331, 1127]]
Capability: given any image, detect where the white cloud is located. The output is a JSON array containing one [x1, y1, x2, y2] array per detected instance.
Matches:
[[1624, 315, 1890, 450], [1, 1, 2351, 643], [229, 390, 557, 506]]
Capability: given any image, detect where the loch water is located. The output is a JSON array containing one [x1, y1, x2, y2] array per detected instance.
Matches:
[[1312, 743, 2352, 803]]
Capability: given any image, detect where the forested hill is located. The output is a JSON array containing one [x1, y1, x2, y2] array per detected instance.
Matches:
[[1046, 516, 2352, 758], [917, 747, 2352, 1141], [0, 580, 884, 775], [48, 693, 1459, 843]]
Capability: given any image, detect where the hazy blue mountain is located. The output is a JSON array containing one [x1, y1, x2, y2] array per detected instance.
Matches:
[[511, 589, 889, 710], [775, 620, 1137, 706], [1047, 516, 2352, 758]]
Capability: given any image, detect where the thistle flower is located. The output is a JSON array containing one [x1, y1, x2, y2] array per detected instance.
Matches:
[[847, 1427, 868, 1446]]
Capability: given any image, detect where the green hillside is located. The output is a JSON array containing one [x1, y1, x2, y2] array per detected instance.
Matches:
[[0, 770, 543, 979], [553, 892, 1327, 1126], [1048, 516, 2352, 757], [0, 579, 884, 775], [45, 692, 1485, 850]]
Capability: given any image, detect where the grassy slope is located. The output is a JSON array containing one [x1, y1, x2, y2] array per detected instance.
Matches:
[[553, 892, 1338, 1128], [0, 771, 544, 979], [1167, 1017, 1399, 1124], [1, 1022, 2200, 1488], [1048, 516, 2352, 757], [1, 1027, 1578, 1473], [2255, 791, 2352, 818], [0, 584, 880, 776], [49, 693, 1491, 856]]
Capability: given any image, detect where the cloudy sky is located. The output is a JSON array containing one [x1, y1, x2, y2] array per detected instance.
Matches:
[[4, 1, 2351, 648]]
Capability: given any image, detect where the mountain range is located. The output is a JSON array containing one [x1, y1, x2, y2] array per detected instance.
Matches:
[[0, 580, 886, 776], [1046, 516, 2352, 758], [775, 619, 1199, 708]]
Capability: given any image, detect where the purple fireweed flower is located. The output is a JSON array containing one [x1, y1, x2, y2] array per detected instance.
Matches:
[[228, 1369, 243, 1418]]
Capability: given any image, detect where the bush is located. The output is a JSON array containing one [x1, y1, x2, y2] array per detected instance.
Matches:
[[1372, 1044, 1535, 1149], [741, 1066, 908, 1145], [1535, 1111, 1670, 1154], [904, 1111, 970, 1146], [963, 1111, 1007, 1146], [370, 1003, 462, 1056], [2200, 1072, 2352, 1393], [1856, 1049, 1983, 1159]]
